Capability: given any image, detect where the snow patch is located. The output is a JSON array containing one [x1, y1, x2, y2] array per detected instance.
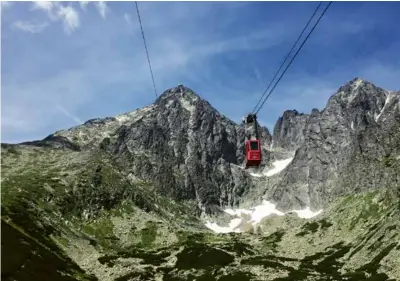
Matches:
[[205, 200, 323, 233], [224, 201, 285, 224], [250, 157, 293, 178], [265, 158, 293, 177], [289, 207, 323, 219], [249, 172, 263, 178], [205, 218, 244, 233], [375, 92, 392, 122]]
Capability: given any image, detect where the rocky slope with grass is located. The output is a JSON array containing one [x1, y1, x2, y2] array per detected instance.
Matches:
[[1, 78, 399, 281]]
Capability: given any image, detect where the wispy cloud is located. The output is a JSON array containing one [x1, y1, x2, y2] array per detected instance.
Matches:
[[31, 1, 54, 13], [29, 1, 80, 34], [13, 20, 48, 34], [56, 105, 83, 125], [57, 5, 80, 34], [95, 1, 109, 19], [124, 13, 132, 26], [79, 1, 89, 11]]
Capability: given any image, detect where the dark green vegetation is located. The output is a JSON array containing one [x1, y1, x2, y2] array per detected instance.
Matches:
[[295, 219, 333, 237], [1, 143, 399, 281], [262, 230, 285, 250], [1, 202, 97, 281]]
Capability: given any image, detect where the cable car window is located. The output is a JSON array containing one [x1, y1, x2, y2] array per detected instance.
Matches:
[[250, 141, 259, 150]]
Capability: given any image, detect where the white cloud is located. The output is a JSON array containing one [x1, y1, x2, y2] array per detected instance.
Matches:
[[30, 1, 80, 34], [95, 1, 108, 19], [57, 5, 80, 34], [124, 13, 132, 25], [13, 21, 48, 34], [188, 26, 290, 60], [32, 1, 55, 13], [79, 1, 89, 11]]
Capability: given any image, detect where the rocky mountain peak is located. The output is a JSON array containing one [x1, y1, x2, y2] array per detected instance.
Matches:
[[322, 77, 392, 132], [272, 109, 309, 151], [269, 78, 399, 212], [282, 109, 304, 117], [155, 84, 203, 113], [340, 77, 365, 91], [329, 77, 388, 107], [158, 84, 198, 99], [78, 84, 259, 214]]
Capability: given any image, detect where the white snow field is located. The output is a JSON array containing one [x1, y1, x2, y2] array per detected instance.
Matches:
[[249, 157, 294, 178], [205, 200, 323, 233], [206, 157, 322, 233]]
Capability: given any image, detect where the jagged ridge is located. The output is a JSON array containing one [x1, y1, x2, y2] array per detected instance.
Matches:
[[267, 78, 400, 211]]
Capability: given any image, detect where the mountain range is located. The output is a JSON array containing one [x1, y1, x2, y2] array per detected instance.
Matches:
[[1, 77, 399, 281]]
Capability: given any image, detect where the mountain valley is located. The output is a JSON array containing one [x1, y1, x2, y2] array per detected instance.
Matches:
[[1, 78, 399, 281]]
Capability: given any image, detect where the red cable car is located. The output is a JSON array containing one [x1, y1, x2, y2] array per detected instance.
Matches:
[[245, 139, 261, 169], [243, 113, 262, 169]]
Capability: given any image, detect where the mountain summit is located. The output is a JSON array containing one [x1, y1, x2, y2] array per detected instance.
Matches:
[[268, 78, 400, 210]]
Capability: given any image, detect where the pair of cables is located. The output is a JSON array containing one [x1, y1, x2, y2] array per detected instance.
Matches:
[[135, 1, 332, 105], [251, 1, 333, 115]]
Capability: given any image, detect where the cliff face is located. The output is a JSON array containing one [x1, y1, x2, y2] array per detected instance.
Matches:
[[51, 85, 272, 214], [268, 78, 400, 210], [272, 109, 309, 151]]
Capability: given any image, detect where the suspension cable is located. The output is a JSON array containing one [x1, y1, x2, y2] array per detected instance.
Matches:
[[135, 1, 158, 98], [254, 1, 332, 114], [254, 1, 332, 115], [251, 1, 323, 114]]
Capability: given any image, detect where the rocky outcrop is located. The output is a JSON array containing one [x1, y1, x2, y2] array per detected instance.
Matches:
[[20, 135, 81, 151], [268, 78, 400, 210], [272, 109, 309, 151]]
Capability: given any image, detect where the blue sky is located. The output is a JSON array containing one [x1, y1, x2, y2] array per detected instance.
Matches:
[[1, 1, 400, 143]]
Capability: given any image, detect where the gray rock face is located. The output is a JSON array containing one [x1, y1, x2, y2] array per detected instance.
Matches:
[[272, 109, 309, 151], [55, 85, 272, 214], [269, 78, 400, 211]]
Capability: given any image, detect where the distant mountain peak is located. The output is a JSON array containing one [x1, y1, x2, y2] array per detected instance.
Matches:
[[153, 84, 220, 118], [157, 85, 199, 102], [349, 76, 364, 84], [345, 76, 366, 89], [331, 77, 381, 105]]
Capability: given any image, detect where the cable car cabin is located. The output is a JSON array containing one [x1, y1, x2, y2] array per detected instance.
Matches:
[[245, 139, 262, 168]]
